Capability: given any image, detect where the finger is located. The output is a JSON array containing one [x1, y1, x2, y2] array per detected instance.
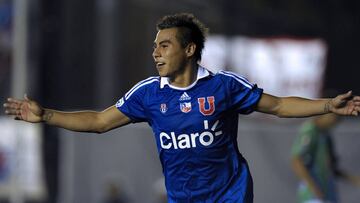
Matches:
[[3, 102, 21, 110], [5, 109, 19, 115], [353, 96, 360, 101], [7, 97, 24, 105], [338, 91, 353, 101], [3, 103, 9, 108], [4, 105, 16, 112], [348, 106, 359, 116], [352, 110, 358, 116], [7, 97, 30, 109], [24, 94, 30, 101]]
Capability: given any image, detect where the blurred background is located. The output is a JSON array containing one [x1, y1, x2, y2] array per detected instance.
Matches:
[[0, 0, 359, 202]]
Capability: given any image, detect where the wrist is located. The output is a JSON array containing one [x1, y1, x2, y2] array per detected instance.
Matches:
[[41, 109, 54, 123], [324, 99, 332, 113]]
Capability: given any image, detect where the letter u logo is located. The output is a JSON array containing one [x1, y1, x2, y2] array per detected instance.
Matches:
[[198, 96, 215, 116]]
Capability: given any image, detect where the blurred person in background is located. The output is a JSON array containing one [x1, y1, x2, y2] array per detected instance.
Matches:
[[3, 13, 360, 203], [292, 113, 360, 203], [152, 177, 167, 203], [102, 182, 129, 203]]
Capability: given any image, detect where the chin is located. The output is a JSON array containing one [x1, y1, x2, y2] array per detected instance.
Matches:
[[157, 69, 168, 77], [157, 71, 166, 77]]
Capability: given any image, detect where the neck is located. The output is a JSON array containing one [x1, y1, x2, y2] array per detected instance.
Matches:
[[169, 61, 198, 88]]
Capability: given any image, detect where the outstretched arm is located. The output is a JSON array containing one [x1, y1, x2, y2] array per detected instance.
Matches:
[[256, 91, 360, 117], [3, 95, 131, 133]]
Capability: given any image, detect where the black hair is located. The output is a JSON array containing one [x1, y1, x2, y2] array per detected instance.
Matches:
[[156, 13, 208, 62]]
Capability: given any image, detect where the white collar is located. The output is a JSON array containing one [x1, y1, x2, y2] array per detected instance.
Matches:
[[160, 66, 210, 90]]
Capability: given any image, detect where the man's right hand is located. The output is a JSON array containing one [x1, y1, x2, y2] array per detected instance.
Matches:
[[3, 95, 44, 123], [4, 95, 131, 133]]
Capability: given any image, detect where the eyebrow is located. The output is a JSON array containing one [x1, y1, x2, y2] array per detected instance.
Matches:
[[153, 40, 171, 47]]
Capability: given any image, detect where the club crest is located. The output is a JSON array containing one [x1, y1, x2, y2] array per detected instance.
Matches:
[[198, 96, 215, 116], [160, 103, 168, 114], [179, 92, 192, 113], [180, 102, 192, 113]]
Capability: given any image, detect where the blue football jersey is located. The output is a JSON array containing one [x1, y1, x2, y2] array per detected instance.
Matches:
[[116, 66, 263, 203]]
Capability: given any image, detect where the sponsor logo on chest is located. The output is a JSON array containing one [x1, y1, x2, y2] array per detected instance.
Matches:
[[160, 120, 223, 149]]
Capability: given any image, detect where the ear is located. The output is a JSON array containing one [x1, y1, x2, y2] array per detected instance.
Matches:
[[185, 43, 196, 57]]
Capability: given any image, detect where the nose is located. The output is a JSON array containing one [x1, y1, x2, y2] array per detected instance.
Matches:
[[152, 46, 160, 59]]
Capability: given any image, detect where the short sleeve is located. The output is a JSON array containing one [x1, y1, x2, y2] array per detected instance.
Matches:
[[221, 71, 263, 114], [115, 94, 147, 123], [115, 79, 156, 123]]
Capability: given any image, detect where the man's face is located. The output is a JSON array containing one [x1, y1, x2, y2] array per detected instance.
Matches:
[[152, 28, 188, 78]]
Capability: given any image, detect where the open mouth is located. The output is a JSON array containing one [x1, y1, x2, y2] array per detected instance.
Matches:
[[156, 62, 165, 68]]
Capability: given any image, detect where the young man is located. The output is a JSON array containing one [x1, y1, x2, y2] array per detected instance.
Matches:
[[3, 13, 360, 202], [292, 113, 360, 203]]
